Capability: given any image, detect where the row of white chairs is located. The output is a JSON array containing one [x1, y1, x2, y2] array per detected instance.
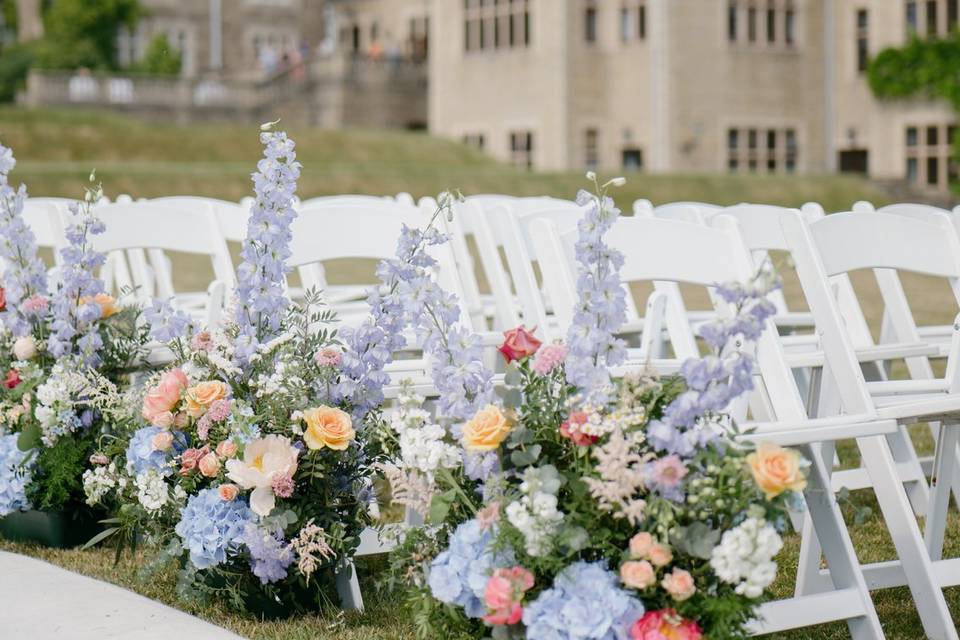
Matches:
[[14, 190, 960, 635]]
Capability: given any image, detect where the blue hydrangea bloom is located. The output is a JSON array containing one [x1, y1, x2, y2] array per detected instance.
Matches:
[[427, 519, 513, 618], [241, 523, 293, 584], [175, 488, 256, 569], [0, 434, 32, 516], [125, 426, 186, 477], [522, 561, 644, 640]]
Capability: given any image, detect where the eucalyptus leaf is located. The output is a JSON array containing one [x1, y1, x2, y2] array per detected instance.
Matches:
[[504, 365, 524, 387], [429, 490, 456, 524], [670, 522, 721, 560], [16, 423, 41, 451], [503, 388, 523, 409]]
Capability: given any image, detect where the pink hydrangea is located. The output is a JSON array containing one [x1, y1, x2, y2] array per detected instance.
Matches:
[[207, 398, 232, 423], [272, 473, 295, 498], [314, 347, 342, 368], [21, 294, 49, 315], [531, 342, 567, 375]]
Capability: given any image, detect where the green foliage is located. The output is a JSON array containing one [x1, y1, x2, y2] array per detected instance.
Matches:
[[0, 41, 34, 102], [134, 33, 180, 76], [34, 0, 140, 70], [868, 35, 960, 108], [25, 429, 93, 510]]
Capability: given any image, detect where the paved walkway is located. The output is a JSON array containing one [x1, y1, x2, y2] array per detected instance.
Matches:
[[0, 551, 244, 639]]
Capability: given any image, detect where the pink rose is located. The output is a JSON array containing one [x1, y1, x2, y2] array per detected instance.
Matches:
[[629, 532, 655, 559], [648, 543, 673, 568], [661, 568, 696, 602], [630, 609, 703, 640], [142, 369, 188, 424], [174, 412, 189, 428], [179, 446, 209, 476], [620, 560, 656, 590], [198, 452, 221, 478], [216, 440, 238, 458], [498, 325, 542, 363], [218, 484, 240, 501], [89, 453, 109, 465], [482, 567, 534, 626], [151, 431, 174, 452]]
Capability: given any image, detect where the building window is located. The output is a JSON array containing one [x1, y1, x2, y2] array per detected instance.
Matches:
[[785, 1, 796, 45], [585, 2, 598, 43], [463, 133, 486, 150], [466, 0, 530, 52], [856, 9, 869, 73], [620, 7, 632, 41], [727, 126, 798, 173], [510, 131, 534, 169], [927, 0, 938, 35], [928, 157, 940, 185], [767, 1, 776, 42], [950, 0, 959, 31], [619, 2, 646, 42], [728, 2, 738, 41], [622, 148, 643, 170], [907, 1, 918, 33], [748, 4, 757, 41], [639, 4, 646, 38], [905, 123, 956, 187], [585, 128, 600, 169]]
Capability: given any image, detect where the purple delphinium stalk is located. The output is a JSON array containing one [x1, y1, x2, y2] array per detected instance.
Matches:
[[47, 188, 108, 367], [565, 179, 628, 404], [648, 273, 779, 457], [233, 130, 301, 368], [144, 298, 191, 343], [0, 143, 48, 336]]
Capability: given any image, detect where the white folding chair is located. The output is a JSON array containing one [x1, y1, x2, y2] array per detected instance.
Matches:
[[152, 196, 249, 244]]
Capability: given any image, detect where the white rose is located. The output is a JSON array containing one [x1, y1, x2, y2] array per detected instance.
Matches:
[[13, 336, 36, 360]]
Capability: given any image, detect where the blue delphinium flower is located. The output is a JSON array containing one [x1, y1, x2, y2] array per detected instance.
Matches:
[[0, 434, 32, 516], [0, 143, 48, 336], [232, 130, 301, 368], [125, 426, 186, 477], [428, 519, 514, 618], [175, 488, 256, 569], [241, 523, 293, 584], [144, 299, 191, 343], [565, 188, 628, 405], [47, 197, 108, 366], [522, 561, 644, 640]]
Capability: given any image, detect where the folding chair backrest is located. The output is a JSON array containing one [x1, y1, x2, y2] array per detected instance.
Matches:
[[22, 198, 67, 256], [299, 195, 394, 209], [152, 196, 248, 244]]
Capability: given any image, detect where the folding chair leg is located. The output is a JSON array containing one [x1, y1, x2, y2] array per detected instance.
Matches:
[[886, 425, 931, 516], [336, 561, 364, 612], [796, 442, 835, 597], [925, 424, 960, 562], [859, 435, 958, 640]]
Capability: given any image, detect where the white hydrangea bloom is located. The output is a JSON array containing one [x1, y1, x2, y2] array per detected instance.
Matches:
[[82, 463, 117, 506], [390, 387, 460, 478], [505, 465, 565, 557], [135, 470, 169, 512], [709, 517, 783, 598]]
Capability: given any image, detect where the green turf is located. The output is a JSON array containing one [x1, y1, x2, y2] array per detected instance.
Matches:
[[0, 107, 950, 638]]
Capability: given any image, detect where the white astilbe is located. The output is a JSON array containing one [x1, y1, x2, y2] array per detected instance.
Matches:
[[379, 462, 435, 519], [709, 517, 783, 598], [505, 465, 564, 557], [582, 427, 651, 525], [290, 519, 335, 580]]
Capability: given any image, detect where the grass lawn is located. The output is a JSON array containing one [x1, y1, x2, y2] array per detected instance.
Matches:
[[0, 107, 954, 638]]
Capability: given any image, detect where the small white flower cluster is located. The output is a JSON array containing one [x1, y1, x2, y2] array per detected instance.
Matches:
[[252, 357, 304, 399], [569, 404, 647, 439], [505, 465, 565, 557], [709, 516, 783, 598], [82, 462, 125, 506], [391, 387, 460, 478], [34, 365, 82, 446], [135, 469, 171, 512]]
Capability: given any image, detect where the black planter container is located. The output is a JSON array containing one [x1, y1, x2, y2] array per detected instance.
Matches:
[[0, 508, 104, 548]]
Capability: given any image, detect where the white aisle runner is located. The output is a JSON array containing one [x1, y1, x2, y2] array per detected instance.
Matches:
[[0, 551, 243, 639]]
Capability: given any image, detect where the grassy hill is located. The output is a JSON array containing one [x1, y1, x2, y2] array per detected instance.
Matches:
[[0, 107, 888, 210]]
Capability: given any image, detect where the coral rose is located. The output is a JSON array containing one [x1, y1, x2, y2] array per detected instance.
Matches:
[[463, 405, 513, 452], [498, 325, 542, 363], [662, 568, 696, 601], [0, 287, 5, 312], [648, 543, 673, 568], [747, 442, 807, 499], [629, 532, 655, 559], [620, 560, 656, 590], [12, 336, 36, 361], [198, 452, 222, 478], [142, 369, 188, 424], [559, 410, 598, 447], [4, 369, 21, 390], [631, 609, 703, 640], [302, 405, 355, 451], [482, 567, 534, 626], [185, 380, 228, 418], [218, 484, 240, 501]]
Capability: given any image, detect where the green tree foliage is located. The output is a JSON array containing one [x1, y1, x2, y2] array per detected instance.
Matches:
[[0, 41, 35, 102], [134, 32, 180, 76], [34, 0, 140, 70], [868, 35, 960, 109]]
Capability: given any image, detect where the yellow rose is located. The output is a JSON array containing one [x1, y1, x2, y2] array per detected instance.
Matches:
[[462, 405, 512, 452], [747, 442, 807, 499], [302, 406, 355, 451], [185, 380, 228, 418]]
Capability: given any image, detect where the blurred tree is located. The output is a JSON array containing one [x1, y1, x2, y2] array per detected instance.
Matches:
[[34, 0, 140, 70], [868, 36, 960, 108], [134, 33, 181, 76]]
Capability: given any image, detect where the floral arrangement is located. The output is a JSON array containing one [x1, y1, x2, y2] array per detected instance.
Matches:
[[0, 145, 148, 518], [381, 177, 807, 640], [84, 128, 387, 615]]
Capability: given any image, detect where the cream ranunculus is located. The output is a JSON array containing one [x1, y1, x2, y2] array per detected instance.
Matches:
[[12, 336, 36, 360], [747, 442, 807, 499], [462, 405, 513, 452], [302, 406, 355, 451], [225, 434, 299, 516]]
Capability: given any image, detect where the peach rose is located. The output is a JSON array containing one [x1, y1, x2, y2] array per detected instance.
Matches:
[[152, 411, 174, 429], [620, 560, 656, 590], [142, 369, 188, 424], [747, 442, 807, 499], [185, 380, 228, 418], [198, 452, 221, 478], [93, 293, 119, 319], [648, 543, 673, 568], [462, 405, 513, 452], [662, 568, 696, 601], [218, 484, 240, 501], [216, 440, 238, 458], [151, 431, 174, 452], [302, 406, 356, 451], [629, 532, 655, 559]]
